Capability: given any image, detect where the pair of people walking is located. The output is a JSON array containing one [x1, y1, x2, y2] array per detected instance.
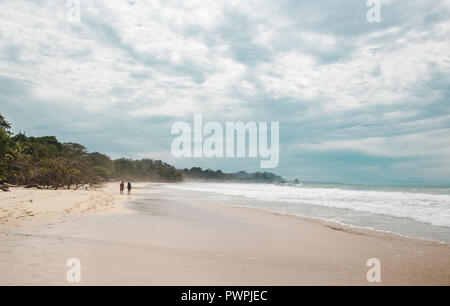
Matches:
[[120, 181, 132, 195]]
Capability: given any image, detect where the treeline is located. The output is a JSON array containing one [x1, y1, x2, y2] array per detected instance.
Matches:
[[182, 167, 294, 184], [0, 113, 292, 190], [0, 113, 182, 189]]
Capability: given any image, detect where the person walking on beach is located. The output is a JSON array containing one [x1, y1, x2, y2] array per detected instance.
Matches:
[[120, 181, 125, 195], [127, 181, 132, 195]]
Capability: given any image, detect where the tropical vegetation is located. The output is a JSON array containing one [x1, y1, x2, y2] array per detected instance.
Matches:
[[0, 113, 182, 189]]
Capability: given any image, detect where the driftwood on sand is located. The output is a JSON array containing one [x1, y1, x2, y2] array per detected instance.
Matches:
[[0, 182, 101, 191], [24, 184, 44, 189]]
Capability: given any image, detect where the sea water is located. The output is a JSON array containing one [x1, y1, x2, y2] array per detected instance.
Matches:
[[164, 182, 450, 243]]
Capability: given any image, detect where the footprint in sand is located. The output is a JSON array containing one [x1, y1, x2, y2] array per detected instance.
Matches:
[[26, 210, 34, 215]]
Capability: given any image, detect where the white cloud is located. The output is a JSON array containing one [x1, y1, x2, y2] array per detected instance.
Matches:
[[298, 128, 450, 158], [0, 0, 449, 183]]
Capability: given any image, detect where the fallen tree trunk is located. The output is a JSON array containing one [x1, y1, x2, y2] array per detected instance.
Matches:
[[74, 184, 87, 190], [0, 184, 10, 192], [24, 184, 44, 189]]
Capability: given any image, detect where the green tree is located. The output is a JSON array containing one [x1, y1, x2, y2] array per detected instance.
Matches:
[[0, 113, 12, 181], [89, 152, 113, 179], [0, 113, 184, 187]]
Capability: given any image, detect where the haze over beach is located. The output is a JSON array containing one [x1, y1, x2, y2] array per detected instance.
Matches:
[[1, 0, 450, 288]]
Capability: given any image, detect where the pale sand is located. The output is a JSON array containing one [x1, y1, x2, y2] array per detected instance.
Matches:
[[0, 182, 132, 227], [0, 183, 449, 285]]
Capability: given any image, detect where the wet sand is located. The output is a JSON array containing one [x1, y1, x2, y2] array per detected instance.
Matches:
[[0, 183, 449, 285]]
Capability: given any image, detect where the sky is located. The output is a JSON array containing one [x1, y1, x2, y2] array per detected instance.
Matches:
[[0, 0, 449, 184]]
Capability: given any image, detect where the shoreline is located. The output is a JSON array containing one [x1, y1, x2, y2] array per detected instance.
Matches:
[[165, 182, 450, 244], [1, 181, 447, 245], [217, 204, 450, 247], [193, 197, 450, 251], [1, 182, 449, 285]]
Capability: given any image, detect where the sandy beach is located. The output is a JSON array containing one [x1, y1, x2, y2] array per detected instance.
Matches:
[[0, 182, 130, 227], [0, 182, 449, 285]]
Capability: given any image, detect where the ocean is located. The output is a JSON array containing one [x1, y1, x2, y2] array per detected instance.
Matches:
[[164, 182, 450, 243]]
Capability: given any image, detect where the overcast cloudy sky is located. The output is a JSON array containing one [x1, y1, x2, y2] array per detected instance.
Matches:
[[1, 0, 449, 184]]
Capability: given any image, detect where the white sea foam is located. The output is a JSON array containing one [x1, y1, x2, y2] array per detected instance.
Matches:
[[166, 183, 450, 227]]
